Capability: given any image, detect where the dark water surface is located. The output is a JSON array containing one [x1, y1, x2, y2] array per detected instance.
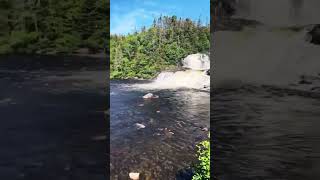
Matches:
[[110, 81, 209, 179], [213, 84, 320, 180], [213, 0, 320, 176], [0, 55, 107, 180]]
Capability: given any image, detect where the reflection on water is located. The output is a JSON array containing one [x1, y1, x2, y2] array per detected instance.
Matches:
[[110, 81, 209, 179]]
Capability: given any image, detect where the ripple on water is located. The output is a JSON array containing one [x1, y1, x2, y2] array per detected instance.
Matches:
[[213, 85, 320, 180], [110, 81, 210, 179]]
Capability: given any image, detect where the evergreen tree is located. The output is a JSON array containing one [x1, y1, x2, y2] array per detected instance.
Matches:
[[110, 16, 210, 79], [0, 0, 107, 54]]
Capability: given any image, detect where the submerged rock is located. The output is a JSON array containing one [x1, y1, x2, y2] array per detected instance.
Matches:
[[164, 128, 174, 137], [149, 118, 155, 124]]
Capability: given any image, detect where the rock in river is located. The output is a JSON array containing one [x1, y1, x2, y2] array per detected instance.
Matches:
[[307, 24, 320, 45], [142, 93, 159, 99], [129, 172, 140, 180], [135, 123, 146, 129]]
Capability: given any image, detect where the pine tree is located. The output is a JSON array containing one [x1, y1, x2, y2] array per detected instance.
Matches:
[[110, 16, 210, 79]]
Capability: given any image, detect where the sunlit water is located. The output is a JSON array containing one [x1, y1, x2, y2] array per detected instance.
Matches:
[[110, 81, 209, 179]]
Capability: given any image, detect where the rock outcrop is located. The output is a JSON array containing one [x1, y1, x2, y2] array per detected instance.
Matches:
[[182, 53, 210, 71]]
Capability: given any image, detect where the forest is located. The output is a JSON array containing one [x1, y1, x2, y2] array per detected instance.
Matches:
[[0, 0, 108, 55], [110, 16, 210, 79]]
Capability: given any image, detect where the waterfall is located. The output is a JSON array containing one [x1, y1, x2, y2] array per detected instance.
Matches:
[[133, 53, 210, 90], [214, 27, 320, 87], [233, 0, 320, 27]]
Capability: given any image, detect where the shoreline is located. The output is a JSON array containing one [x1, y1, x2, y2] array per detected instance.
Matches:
[[0, 53, 108, 60], [0, 49, 108, 59], [0, 54, 108, 71]]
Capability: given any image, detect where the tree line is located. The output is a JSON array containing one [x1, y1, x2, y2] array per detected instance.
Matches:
[[110, 16, 210, 79], [0, 0, 108, 55]]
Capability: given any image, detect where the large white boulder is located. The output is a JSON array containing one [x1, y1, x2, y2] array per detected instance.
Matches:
[[182, 53, 210, 70]]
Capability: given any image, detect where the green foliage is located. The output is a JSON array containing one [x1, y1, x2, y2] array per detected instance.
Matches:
[[0, 0, 107, 55], [0, 36, 12, 54], [86, 33, 103, 53], [192, 134, 210, 180], [163, 42, 186, 65], [55, 34, 81, 53], [111, 16, 210, 79], [0, 30, 44, 54]]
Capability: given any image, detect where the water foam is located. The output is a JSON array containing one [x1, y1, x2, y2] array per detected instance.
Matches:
[[214, 27, 320, 87], [132, 54, 210, 90]]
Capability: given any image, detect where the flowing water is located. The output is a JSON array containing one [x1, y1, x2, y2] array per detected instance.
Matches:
[[0, 55, 107, 179], [134, 70, 210, 90], [214, 83, 320, 180], [213, 1, 320, 179], [233, 0, 320, 26], [110, 57, 210, 179]]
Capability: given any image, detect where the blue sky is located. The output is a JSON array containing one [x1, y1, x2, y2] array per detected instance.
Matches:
[[110, 0, 210, 35]]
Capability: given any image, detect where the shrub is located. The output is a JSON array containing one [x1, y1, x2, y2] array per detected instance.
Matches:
[[8, 31, 40, 53], [54, 34, 81, 53], [0, 36, 12, 54], [86, 34, 102, 53], [192, 134, 210, 180]]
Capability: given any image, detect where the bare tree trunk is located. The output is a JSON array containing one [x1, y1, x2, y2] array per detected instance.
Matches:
[[34, 15, 38, 32]]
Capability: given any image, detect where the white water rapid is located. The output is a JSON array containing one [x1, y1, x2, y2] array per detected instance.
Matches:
[[133, 53, 210, 90]]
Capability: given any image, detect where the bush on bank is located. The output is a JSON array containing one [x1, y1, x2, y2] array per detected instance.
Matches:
[[192, 134, 210, 180]]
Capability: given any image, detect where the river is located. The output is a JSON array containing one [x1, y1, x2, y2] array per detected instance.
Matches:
[[213, 83, 320, 179], [0, 55, 107, 179], [110, 80, 209, 179], [213, 1, 320, 179]]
